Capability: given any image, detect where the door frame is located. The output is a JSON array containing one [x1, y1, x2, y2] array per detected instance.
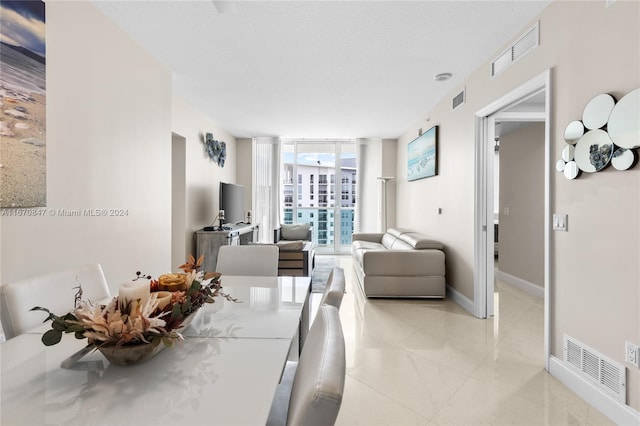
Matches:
[[473, 69, 551, 370]]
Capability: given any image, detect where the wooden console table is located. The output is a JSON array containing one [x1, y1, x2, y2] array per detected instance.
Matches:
[[194, 223, 259, 272]]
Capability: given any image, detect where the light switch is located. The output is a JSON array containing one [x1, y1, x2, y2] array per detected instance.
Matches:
[[553, 213, 568, 231]]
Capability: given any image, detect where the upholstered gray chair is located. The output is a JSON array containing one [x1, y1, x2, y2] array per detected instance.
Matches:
[[319, 266, 345, 310], [267, 304, 346, 426], [273, 223, 313, 243], [273, 223, 315, 277], [0, 263, 111, 339], [216, 244, 279, 276]]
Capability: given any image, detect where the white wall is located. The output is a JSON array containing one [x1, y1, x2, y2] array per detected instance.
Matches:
[[0, 1, 172, 294], [236, 138, 253, 218], [395, 0, 639, 411], [171, 97, 237, 264], [171, 133, 187, 271], [354, 138, 398, 233], [356, 138, 382, 233], [381, 139, 397, 230]]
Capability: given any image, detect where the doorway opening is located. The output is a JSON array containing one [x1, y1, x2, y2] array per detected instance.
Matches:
[[474, 69, 551, 370]]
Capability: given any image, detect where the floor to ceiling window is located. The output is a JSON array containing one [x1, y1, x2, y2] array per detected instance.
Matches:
[[281, 140, 356, 254]]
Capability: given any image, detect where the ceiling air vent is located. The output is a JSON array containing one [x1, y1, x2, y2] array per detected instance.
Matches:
[[491, 21, 539, 77], [563, 335, 626, 403], [452, 89, 465, 110]]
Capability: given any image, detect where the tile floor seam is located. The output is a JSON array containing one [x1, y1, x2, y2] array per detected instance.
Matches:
[[344, 371, 433, 424]]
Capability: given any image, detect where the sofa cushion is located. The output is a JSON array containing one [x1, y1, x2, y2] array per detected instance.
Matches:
[[281, 223, 310, 240], [352, 240, 385, 251], [398, 232, 444, 250], [275, 240, 304, 250], [381, 233, 398, 249], [386, 228, 412, 238], [389, 239, 414, 250]]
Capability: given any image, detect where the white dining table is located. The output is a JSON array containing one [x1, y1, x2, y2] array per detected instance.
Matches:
[[184, 275, 311, 341], [0, 275, 312, 426]]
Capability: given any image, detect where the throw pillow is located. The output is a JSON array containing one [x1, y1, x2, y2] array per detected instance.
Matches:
[[280, 223, 310, 240], [275, 240, 304, 250]]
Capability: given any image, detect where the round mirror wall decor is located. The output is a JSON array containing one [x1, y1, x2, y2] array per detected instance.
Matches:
[[574, 130, 613, 173], [582, 93, 615, 130], [558, 87, 639, 180], [607, 88, 639, 149], [564, 120, 584, 143], [612, 148, 636, 171], [561, 145, 575, 162], [564, 161, 579, 180]]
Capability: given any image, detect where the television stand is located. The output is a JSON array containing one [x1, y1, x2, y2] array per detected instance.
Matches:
[[194, 223, 259, 272]]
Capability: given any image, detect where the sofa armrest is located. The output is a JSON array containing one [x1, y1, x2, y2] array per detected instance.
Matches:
[[361, 249, 445, 276], [351, 232, 384, 243]]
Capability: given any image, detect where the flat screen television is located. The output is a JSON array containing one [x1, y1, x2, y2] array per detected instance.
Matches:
[[219, 182, 245, 225]]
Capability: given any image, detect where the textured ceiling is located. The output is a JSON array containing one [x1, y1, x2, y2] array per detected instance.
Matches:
[[92, 0, 550, 139]]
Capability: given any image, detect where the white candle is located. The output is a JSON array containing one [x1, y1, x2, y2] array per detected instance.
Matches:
[[118, 281, 150, 310]]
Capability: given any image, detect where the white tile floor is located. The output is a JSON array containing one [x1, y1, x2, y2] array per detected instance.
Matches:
[[331, 255, 614, 426]]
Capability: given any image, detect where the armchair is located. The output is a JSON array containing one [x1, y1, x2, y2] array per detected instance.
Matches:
[[273, 223, 315, 277]]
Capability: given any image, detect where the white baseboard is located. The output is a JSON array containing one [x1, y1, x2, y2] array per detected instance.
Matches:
[[446, 284, 475, 316], [549, 355, 640, 425], [496, 269, 544, 299]]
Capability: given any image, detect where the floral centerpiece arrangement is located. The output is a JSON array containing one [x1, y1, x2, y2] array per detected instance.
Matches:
[[32, 255, 237, 365]]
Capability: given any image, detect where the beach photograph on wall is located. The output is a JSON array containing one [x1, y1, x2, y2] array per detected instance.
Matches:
[[407, 125, 438, 181], [0, 0, 46, 208]]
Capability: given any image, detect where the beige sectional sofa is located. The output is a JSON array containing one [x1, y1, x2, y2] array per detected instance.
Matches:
[[351, 228, 446, 298]]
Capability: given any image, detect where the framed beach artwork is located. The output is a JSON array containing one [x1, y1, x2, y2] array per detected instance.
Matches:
[[0, 0, 46, 207], [407, 125, 438, 181]]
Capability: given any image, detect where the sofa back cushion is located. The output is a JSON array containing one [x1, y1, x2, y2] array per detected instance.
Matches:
[[389, 239, 414, 250], [381, 233, 398, 249], [386, 228, 412, 238], [281, 223, 311, 240], [399, 232, 443, 250]]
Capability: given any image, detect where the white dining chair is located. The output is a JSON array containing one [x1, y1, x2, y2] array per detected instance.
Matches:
[[216, 245, 279, 276], [319, 266, 345, 310], [267, 304, 346, 426], [0, 263, 111, 339]]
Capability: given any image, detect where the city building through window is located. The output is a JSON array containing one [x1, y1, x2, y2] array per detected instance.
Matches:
[[281, 141, 357, 253]]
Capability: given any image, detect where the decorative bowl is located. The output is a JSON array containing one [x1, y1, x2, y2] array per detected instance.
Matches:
[[97, 341, 166, 366]]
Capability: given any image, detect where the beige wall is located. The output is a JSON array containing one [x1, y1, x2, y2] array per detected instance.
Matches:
[[171, 97, 237, 262], [0, 1, 172, 294], [13, 0, 635, 412], [499, 123, 545, 287], [0, 1, 240, 290], [381, 139, 398, 230], [236, 138, 253, 216], [395, 0, 639, 410], [356, 138, 383, 232]]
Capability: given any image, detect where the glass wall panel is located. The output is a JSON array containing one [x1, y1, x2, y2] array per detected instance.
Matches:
[[281, 141, 356, 253]]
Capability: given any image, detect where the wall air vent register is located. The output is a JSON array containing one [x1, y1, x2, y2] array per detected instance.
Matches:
[[563, 335, 626, 403], [452, 89, 466, 110], [491, 21, 539, 77]]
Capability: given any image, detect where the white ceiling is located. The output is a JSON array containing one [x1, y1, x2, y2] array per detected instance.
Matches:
[[92, 0, 550, 139]]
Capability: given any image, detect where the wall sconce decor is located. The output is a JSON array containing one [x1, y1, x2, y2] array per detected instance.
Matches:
[[558, 88, 639, 180], [204, 132, 227, 168]]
